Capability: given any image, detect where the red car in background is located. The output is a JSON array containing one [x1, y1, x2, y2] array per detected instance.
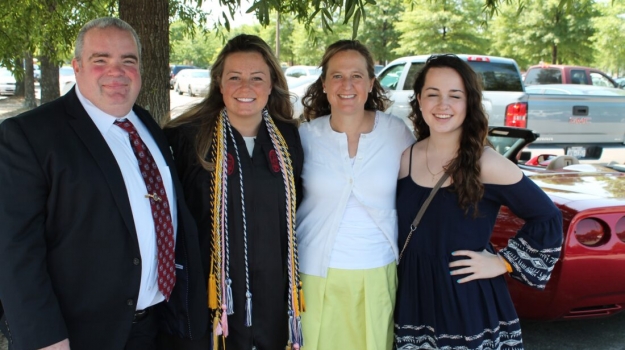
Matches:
[[489, 127, 625, 320], [524, 63, 618, 88]]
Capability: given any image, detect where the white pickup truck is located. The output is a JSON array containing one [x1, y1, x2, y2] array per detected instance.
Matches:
[[377, 54, 625, 164]]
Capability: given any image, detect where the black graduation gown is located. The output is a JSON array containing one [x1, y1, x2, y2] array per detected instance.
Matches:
[[165, 118, 304, 350]]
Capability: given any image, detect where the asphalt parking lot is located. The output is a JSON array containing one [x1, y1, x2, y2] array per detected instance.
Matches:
[[522, 312, 625, 349], [2, 313, 625, 349]]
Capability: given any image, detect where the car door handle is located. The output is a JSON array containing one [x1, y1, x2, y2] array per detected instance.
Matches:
[[572, 106, 588, 116]]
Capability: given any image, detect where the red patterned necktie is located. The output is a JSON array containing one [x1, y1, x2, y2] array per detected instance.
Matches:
[[114, 119, 176, 300]]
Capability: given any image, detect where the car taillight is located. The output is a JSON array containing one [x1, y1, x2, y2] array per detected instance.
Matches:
[[505, 102, 527, 128], [574, 218, 609, 246], [616, 216, 625, 243], [467, 56, 490, 62]]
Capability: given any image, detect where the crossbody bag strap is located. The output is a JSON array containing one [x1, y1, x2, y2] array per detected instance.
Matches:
[[398, 172, 450, 263]]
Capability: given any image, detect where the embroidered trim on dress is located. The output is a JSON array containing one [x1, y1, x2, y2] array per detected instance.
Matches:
[[501, 237, 560, 289], [395, 318, 523, 350]]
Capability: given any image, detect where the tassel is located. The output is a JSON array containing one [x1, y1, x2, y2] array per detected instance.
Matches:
[[220, 305, 229, 337], [244, 291, 253, 327], [298, 281, 306, 313], [296, 316, 304, 347], [225, 278, 234, 315], [208, 273, 217, 309], [287, 311, 294, 345], [287, 311, 303, 349], [212, 315, 221, 350]]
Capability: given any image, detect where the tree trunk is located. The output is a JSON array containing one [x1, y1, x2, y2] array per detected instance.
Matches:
[[13, 58, 25, 98], [551, 44, 557, 65], [119, 0, 170, 126], [39, 0, 60, 104], [23, 52, 37, 108], [40, 54, 60, 104], [276, 13, 281, 60]]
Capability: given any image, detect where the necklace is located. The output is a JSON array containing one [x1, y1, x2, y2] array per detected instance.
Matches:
[[425, 138, 445, 181]]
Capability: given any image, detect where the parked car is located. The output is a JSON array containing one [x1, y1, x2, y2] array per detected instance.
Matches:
[[516, 84, 625, 164], [284, 65, 321, 81], [59, 66, 76, 95], [374, 64, 384, 75], [0, 68, 16, 96], [33, 64, 41, 81], [488, 126, 625, 320], [288, 75, 319, 119], [378, 55, 625, 164], [174, 69, 210, 97], [169, 64, 198, 89], [524, 64, 618, 88], [377, 54, 525, 127], [615, 77, 625, 89]]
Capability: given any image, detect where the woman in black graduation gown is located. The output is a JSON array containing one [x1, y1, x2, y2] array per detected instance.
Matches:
[[162, 34, 305, 350]]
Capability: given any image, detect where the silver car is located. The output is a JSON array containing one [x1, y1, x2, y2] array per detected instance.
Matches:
[[377, 54, 525, 128], [288, 75, 319, 119], [174, 69, 210, 97], [0, 68, 16, 96]]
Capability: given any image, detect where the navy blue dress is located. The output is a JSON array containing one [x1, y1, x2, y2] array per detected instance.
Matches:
[[394, 166, 562, 349]]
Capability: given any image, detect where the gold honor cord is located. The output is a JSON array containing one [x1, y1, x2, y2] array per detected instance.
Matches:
[[209, 114, 226, 347], [208, 109, 304, 349], [263, 110, 304, 350]]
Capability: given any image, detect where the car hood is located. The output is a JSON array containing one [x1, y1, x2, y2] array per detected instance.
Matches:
[[0, 76, 16, 84], [527, 172, 625, 211]]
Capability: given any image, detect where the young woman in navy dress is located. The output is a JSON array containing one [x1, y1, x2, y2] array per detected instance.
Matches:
[[394, 54, 563, 349]]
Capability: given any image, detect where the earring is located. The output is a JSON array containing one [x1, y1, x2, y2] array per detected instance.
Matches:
[[323, 89, 326, 93]]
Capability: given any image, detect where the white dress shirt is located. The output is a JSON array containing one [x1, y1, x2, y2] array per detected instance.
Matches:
[[75, 86, 178, 310], [296, 111, 415, 277]]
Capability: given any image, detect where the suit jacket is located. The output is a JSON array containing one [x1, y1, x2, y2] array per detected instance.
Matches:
[[0, 88, 207, 350]]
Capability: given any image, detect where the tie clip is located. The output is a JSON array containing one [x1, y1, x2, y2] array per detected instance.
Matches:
[[145, 193, 162, 202]]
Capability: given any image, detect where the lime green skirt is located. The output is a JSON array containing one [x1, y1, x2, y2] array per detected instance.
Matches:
[[301, 262, 397, 350]]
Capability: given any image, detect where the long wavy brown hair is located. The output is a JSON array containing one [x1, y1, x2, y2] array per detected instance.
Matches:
[[409, 54, 490, 216], [301, 40, 391, 121], [166, 34, 295, 171]]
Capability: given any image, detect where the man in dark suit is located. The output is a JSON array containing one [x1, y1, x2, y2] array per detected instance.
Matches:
[[0, 17, 206, 350]]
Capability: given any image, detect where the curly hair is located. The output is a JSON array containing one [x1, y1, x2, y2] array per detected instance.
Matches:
[[409, 54, 490, 216], [301, 40, 391, 121], [166, 34, 295, 171]]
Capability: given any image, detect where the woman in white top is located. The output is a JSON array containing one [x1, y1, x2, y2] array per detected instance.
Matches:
[[296, 40, 415, 350]]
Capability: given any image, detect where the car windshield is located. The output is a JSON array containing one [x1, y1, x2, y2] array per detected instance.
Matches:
[[307, 67, 322, 76], [403, 61, 523, 92], [192, 70, 209, 78], [60, 67, 74, 76], [288, 76, 318, 89], [524, 68, 561, 85]]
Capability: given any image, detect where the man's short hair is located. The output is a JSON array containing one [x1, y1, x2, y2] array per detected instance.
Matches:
[[74, 17, 141, 63]]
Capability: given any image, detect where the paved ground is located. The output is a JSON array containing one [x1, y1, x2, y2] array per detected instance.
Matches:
[[0, 96, 36, 122]]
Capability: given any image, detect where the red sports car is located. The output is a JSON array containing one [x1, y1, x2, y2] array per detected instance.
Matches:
[[489, 127, 625, 320]]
